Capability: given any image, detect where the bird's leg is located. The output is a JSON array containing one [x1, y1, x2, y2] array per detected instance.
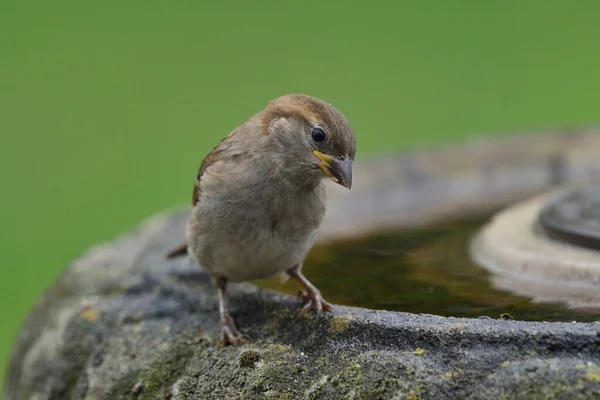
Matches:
[[214, 277, 249, 347], [287, 267, 333, 317]]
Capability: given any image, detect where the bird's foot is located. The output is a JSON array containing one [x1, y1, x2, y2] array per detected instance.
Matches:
[[219, 314, 251, 347], [299, 289, 333, 317]]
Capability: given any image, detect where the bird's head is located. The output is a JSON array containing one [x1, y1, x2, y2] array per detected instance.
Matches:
[[260, 94, 356, 189]]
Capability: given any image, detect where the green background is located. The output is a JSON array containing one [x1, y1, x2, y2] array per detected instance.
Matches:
[[1, 0, 599, 386]]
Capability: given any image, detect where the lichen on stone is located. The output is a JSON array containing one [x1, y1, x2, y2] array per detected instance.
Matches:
[[4, 211, 600, 399], [238, 349, 262, 368]]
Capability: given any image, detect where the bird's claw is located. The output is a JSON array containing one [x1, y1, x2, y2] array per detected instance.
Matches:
[[299, 290, 333, 318], [218, 315, 252, 347]]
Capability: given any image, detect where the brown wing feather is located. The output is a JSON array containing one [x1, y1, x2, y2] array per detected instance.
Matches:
[[192, 131, 239, 205], [165, 242, 188, 259], [166, 133, 236, 259], [167, 119, 258, 260]]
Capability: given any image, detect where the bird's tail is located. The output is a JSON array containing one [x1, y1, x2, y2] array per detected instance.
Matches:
[[166, 242, 189, 259]]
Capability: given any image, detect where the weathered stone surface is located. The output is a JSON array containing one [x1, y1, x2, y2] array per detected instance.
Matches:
[[7, 130, 600, 399], [4, 211, 600, 399]]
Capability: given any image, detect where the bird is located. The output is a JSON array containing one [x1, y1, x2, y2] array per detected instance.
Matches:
[[166, 94, 356, 346]]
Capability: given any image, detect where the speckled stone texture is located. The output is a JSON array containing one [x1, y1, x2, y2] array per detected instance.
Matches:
[[4, 211, 600, 400], [7, 130, 600, 399]]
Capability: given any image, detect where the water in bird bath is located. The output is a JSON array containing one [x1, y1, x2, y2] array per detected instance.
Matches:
[[256, 214, 600, 322]]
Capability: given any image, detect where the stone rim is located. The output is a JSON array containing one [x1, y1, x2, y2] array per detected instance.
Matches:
[[470, 192, 600, 308]]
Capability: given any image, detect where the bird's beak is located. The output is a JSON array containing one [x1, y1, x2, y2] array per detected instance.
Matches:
[[313, 151, 353, 189]]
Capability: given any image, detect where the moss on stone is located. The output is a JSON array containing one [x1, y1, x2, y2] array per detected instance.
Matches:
[[238, 350, 262, 368], [329, 315, 352, 334], [5, 211, 600, 399]]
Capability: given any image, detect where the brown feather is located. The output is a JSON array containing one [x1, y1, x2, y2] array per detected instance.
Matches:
[[192, 132, 238, 205], [169, 129, 245, 259], [165, 242, 189, 259]]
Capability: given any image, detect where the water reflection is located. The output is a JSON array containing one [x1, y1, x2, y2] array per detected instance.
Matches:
[[257, 215, 600, 322]]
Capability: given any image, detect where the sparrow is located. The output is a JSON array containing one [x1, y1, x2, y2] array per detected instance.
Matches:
[[167, 94, 356, 346]]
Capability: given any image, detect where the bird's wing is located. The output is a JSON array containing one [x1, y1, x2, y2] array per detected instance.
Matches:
[[192, 129, 243, 205], [166, 138, 232, 260], [166, 123, 255, 260]]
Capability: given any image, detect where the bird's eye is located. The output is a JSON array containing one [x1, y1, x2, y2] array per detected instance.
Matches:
[[311, 127, 326, 142]]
